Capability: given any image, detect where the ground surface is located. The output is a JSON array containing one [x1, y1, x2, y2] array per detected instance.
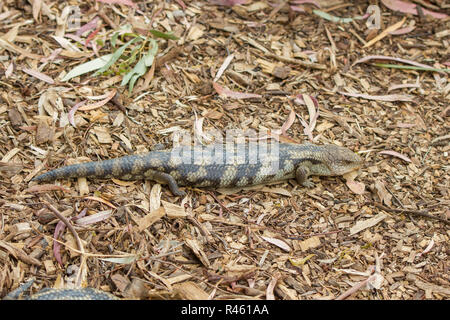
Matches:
[[0, 0, 449, 300]]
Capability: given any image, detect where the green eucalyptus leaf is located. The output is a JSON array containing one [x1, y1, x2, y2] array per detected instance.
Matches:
[[111, 32, 120, 48], [95, 36, 143, 75], [149, 29, 179, 40], [62, 54, 113, 81], [122, 40, 158, 91]]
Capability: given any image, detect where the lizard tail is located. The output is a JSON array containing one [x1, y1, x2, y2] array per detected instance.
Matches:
[[32, 161, 107, 182], [31, 156, 140, 182]]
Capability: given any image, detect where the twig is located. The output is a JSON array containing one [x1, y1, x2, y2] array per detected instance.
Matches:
[[373, 202, 449, 225], [266, 53, 327, 70], [187, 215, 212, 241], [43, 199, 86, 286], [110, 92, 127, 114], [43, 200, 84, 254]]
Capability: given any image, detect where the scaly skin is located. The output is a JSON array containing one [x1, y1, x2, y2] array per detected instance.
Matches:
[[32, 143, 363, 196], [3, 279, 118, 300]]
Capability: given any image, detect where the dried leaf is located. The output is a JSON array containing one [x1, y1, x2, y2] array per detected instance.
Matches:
[[266, 272, 281, 300], [261, 236, 291, 252], [78, 89, 116, 111], [213, 82, 262, 99], [378, 150, 412, 162], [75, 210, 112, 226], [214, 54, 234, 82], [381, 0, 448, 19], [22, 68, 54, 84]]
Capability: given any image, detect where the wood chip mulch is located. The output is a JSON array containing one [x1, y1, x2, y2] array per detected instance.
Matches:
[[0, 0, 449, 300]]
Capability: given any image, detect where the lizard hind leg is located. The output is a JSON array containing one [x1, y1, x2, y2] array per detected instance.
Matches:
[[144, 169, 186, 197], [295, 164, 314, 188]]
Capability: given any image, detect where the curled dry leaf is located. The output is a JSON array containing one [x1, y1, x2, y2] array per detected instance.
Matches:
[[313, 9, 368, 23], [0, 38, 44, 60], [173, 281, 209, 300], [266, 272, 281, 300], [343, 170, 365, 195], [5, 62, 14, 78], [345, 180, 365, 195], [68, 101, 86, 127], [378, 150, 412, 162], [336, 274, 378, 300], [280, 109, 296, 136], [381, 0, 448, 19], [78, 89, 116, 111]]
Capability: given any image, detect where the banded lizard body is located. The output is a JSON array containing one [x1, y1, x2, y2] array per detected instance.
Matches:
[[32, 143, 363, 196]]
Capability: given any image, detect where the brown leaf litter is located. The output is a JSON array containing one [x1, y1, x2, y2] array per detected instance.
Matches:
[[0, 0, 449, 300]]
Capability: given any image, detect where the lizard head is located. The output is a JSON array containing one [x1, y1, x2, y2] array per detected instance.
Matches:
[[323, 144, 363, 176]]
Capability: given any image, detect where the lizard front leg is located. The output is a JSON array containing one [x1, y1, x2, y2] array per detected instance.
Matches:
[[295, 163, 314, 188]]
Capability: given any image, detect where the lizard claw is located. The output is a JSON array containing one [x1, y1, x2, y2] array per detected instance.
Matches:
[[301, 179, 315, 188]]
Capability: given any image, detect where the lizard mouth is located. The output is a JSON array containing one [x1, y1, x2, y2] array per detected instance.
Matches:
[[332, 155, 363, 176]]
